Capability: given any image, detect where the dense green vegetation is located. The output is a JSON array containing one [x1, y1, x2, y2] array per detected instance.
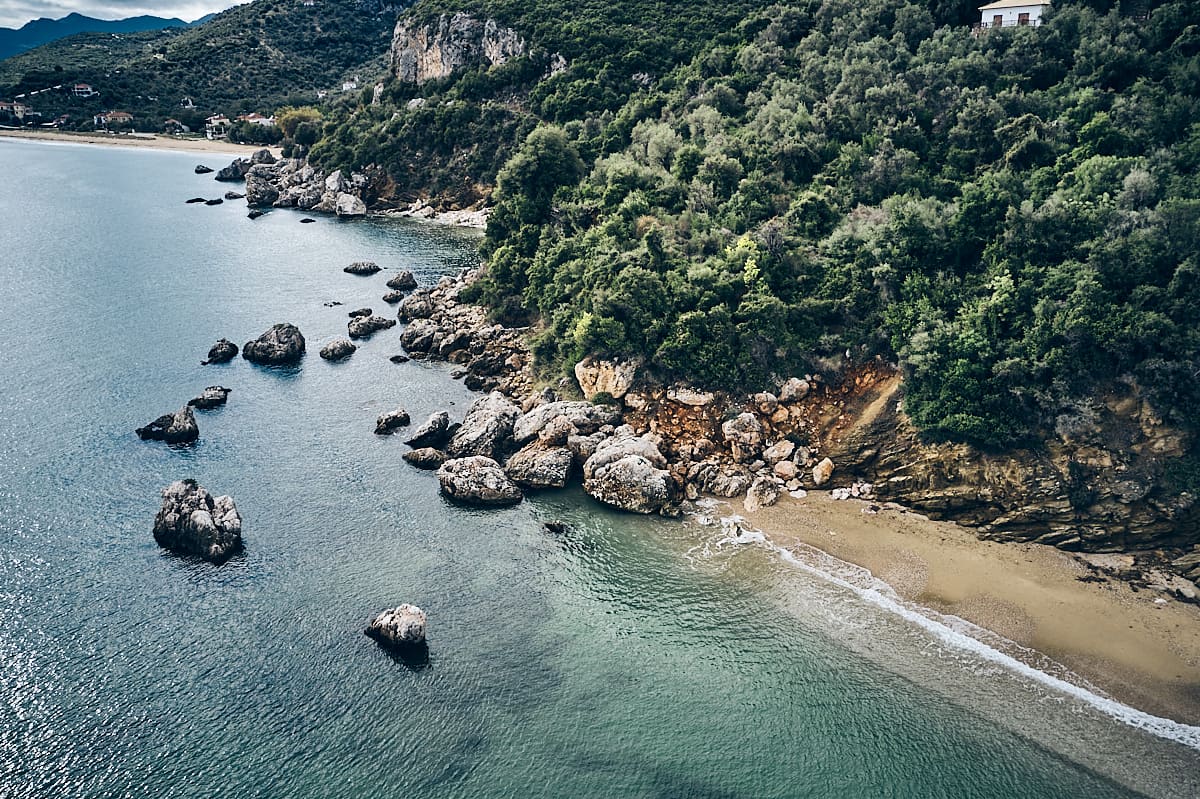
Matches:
[[352, 0, 1194, 450], [0, 0, 400, 130]]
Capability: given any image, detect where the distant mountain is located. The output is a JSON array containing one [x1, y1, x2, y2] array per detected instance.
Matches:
[[0, 12, 195, 61]]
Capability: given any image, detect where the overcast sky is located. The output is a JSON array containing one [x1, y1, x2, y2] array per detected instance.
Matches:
[[0, 0, 246, 30]]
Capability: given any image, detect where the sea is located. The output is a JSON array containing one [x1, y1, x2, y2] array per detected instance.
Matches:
[[0, 137, 1197, 798]]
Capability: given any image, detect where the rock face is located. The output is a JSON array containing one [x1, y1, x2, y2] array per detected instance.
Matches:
[[365, 604, 427, 647], [152, 479, 242, 562], [511, 401, 621, 446], [137, 407, 199, 444], [582, 431, 673, 514], [574, 356, 640, 400], [187, 386, 231, 410], [446, 391, 520, 460], [344, 261, 381, 276], [403, 447, 447, 469], [391, 13, 525, 84], [505, 443, 574, 489], [202, 338, 238, 365], [243, 323, 305, 365], [437, 456, 523, 506], [376, 407, 411, 435], [405, 411, 452, 448], [348, 315, 397, 340], [386, 270, 417, 290], [320, 338, 357, 361]]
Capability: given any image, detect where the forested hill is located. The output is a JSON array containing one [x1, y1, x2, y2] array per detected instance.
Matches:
[[0, 13, 194, 61], [0, 0, 403, 129], [313, 0, 1198, 456]]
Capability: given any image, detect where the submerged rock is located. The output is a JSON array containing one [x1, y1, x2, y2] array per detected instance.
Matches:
[[247, 209, 267, 220], [365, 604, 426, 647], [437, 456, 523, 506], [344, 261, 381, 276], [375, 407, 411, 435], [202, 338, 238, 365], [153, 479, 242, 562], [243, 323, 305, 365], [224, 191, 245, 200], [187, 386, 231, 410], [204, 198, 224, 206], [347, 307, 373, 318], [382, 290, 405, 304], [319, 338, 357, 361], [136, 406, 199, 444]]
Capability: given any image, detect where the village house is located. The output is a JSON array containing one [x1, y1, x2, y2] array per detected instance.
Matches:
[[71, 83, 99, 98], [341, 79, 359, 92], [237, 112, 277, 128], [1, 100, 33, 120], [93, 110, 133, 128], [205, 114, 231, 139], [163, 118, 190, 134], [977, 0, 1051, 29]]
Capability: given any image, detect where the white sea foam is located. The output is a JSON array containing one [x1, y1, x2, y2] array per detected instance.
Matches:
[[685, 507, 1200, 752]]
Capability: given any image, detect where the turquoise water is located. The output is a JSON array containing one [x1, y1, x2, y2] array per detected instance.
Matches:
[[0, 138, 1196, 798]]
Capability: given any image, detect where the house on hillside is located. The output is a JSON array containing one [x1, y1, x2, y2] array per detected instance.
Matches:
[[72, 83, 99, 98], [237, 112, 277, 128], [163, 118, 190, 134], [977, 0, 1050, 29], [1, 101, 32, 120], [94, 110, 133, 129], [205, 114, 231, 139], [341, 79, 359, 92]]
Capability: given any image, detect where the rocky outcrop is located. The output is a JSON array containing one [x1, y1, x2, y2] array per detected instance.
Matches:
[[202, 338, 238, 365], [188, 386, 231, 410], [511, 401, 621, 446], [375, 407, 411, 435], [348, 315, 397, 340], [152, 479, 242, 562], [386, 270, 417, 291], [137, 406, 199, 444], [446, 391, 520, 460], [215, 158, 250, 182], [405, 411, 452, 449], [365, 604, 426, 647], [336, 194, 367, 217], [582, 430, 673, 514], [344, 261, 381, 276], [574, 356, 640, 400], [437, 456, 523, 506], [245, 160, 380, 214], [243, 323, 305, 365], [320, 338, 357, 361], [403, 447, 447, 469], [391, 13, 525, 84], [505, 443, 573, 489]]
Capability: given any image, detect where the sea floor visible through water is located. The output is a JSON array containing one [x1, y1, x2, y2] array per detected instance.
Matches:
[[0, 138, 1197, 798]]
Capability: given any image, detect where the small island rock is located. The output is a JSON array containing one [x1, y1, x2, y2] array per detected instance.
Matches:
[[153, 479, 242, 562], [320, 338, 357, 361], [344, 261, 381, 276], [386, 270, 417, 291], [137, 406, 199, 444], [187, 386, 231, 410], [375, 407, 411, 435], [194, 165, 214, 174], [348, 315, 397, 340], [365, 604, 426, 647], [243, 323, 305, 365], [202, 338, 239, 365]]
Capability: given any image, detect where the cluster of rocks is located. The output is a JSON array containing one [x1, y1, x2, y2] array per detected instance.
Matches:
[[245, 160, 375, 217], [397, 270, 534, 397], [214, 149, 276, 182], [153, 479, 243, 562], [1076, 552, 1200, 605]]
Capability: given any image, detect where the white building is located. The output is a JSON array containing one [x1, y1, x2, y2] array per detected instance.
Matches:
[[978, 0, 1050, 29]]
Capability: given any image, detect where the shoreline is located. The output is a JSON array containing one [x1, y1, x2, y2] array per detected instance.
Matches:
[[738, 492, 1200, 728], [0, 128, 279, 158]]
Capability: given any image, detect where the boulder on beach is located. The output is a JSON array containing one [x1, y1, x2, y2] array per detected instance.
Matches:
[[320, 338, 357, 361], [243, 323, 305, 365], [202, 338, 238, 365], [136, 406, 199, 444], [743, 477, 782, 512], [437, 456, 523, 506], [187, 386, 231, 410], [194, 165, 214, 174], [343, 261, 381, 276], [405, 411, 451, 448], [722, 413, 765, 463], [403, 447, 446, 470], [365, 604, 426, 647], [582, 432, 673, 514], [386, 270, 417, 291], [348, 315, 397, 340], [446, 391, 520, 460], [375, 407, 411, 435], [153, 479, 242, 562], [812, 457, 835, 487]]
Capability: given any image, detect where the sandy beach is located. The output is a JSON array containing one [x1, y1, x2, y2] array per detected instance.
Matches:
[[0, 128, 280, 158], [741, 492, 1200, 726]]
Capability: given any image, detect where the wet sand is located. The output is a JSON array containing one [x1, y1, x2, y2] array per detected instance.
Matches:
[[741, 492, 1200, 726], [0, 129, 279, 157]]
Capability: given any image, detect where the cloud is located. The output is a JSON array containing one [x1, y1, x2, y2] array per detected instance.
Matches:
[[0, 0, 248, 30]]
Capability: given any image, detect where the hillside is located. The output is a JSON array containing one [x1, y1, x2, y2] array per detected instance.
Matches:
[[0, 13, 195, 61], [0, 0, 403, 130]]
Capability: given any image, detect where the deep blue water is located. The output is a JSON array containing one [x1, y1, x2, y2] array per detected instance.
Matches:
[[0, 138, 1196, 798]]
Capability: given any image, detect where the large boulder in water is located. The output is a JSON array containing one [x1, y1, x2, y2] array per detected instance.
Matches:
[[365, 604, 426, 647], [375, 407, 411, 435], [386, 270, 417, 291], [187, 386, 231, 410], [437, 456, 523, 506], [335, 193, 367, 217], [348, 315, 396, 340], [215, 158, 251, 181], [403, 447, 447, 470], [152, 479, 242, 562], [344, 261, 381, 276], [405, 411, 451, 448], [202, 338, 238, 365], [582, 431, 673, 514], [137, 406, 199, 444], [320, 338, 357, 361], [445, 391, 520, 460], [243, 323, 305, 365]]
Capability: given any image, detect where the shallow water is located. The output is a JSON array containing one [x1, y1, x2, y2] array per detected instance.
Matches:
[[1, 139, 1196, 798]]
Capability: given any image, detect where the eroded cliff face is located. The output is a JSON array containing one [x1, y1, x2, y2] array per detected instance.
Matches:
[[391, 12, 525, 83]]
